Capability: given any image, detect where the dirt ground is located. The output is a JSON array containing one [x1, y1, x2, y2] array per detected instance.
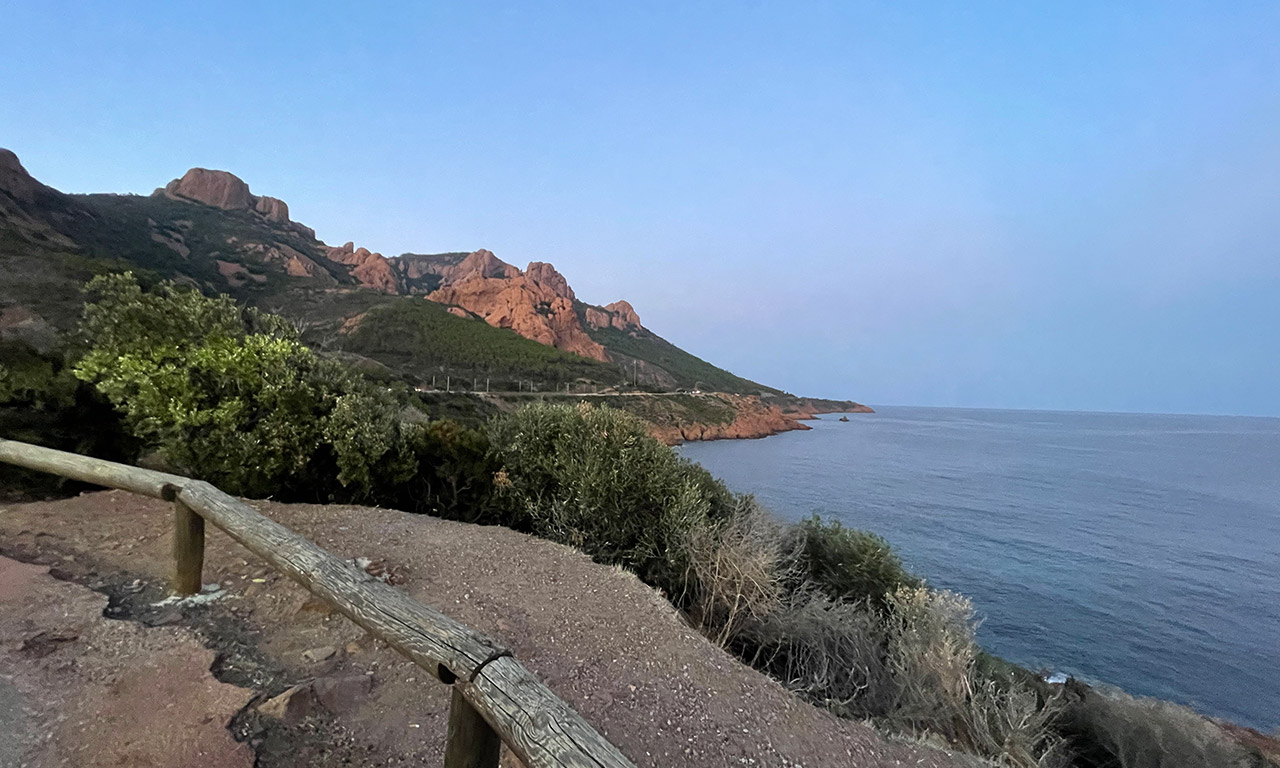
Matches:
[[0, 490, 964, 767]]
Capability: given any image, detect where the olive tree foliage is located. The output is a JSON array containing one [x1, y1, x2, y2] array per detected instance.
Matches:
[[73, 273, 415, 499]]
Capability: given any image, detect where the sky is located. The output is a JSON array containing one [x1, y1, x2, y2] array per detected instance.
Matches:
[[4, 1, 1279, 415]]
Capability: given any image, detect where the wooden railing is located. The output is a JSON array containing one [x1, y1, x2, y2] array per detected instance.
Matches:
[[0, 438, 635, 768]]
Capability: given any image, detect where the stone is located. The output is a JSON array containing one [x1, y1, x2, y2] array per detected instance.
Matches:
[[258, 683, 320, 724], [258, 675, 373, 724], [302, 646, 337, 663], [158, 167, 308, 232], [310, 674, 373, 714]]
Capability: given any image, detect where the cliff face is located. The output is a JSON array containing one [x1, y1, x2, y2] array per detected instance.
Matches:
[[427, 251, 610, 361]]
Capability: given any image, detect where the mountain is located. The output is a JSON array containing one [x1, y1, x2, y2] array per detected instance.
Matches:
[[0, 149, 788, 396]]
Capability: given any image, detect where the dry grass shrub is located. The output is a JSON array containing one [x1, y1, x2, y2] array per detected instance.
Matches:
[[882, 587, 1067, 767], [684, 498, 789, 646], [734, 583, 1065, 767], [1064, 689, 1255, 768]]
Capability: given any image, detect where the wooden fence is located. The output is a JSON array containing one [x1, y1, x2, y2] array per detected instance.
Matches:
[[0, 438, 635, 768]]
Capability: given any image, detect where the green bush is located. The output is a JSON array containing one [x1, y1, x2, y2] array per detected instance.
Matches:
[[487, 401, 741, 600], [69, 273, 500, 516], [784, 515, 921, 607]]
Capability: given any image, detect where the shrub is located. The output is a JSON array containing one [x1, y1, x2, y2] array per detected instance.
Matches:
[[71, 273, 491, 507], [784, 515, 921, 607], [487, 401, 741, 600], [1060, 688, 1255, 768], [741, 589, 892, 713], [684, 497, 789, 646]]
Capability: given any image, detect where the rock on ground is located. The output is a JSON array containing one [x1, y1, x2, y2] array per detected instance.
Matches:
[[0, 554, 253, 767]]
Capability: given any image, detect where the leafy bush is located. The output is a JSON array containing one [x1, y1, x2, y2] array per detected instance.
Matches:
[[487, 401, 742, 599], [784, 515, 921, 607], [70, 273, 496, 513]]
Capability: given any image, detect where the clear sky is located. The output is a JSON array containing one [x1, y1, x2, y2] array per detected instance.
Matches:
[[5, 1, 1279, 415]]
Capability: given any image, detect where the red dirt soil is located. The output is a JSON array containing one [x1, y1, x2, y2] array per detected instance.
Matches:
[[0, 490, 963, 767]]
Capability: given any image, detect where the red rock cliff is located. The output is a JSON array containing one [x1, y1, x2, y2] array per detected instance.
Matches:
[[427, 251, 609, 361]]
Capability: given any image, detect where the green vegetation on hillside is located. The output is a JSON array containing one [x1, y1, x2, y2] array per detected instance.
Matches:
[[527, 392, 738, 427], [340, 299, 623, 389], [583, 317, 781, 395]]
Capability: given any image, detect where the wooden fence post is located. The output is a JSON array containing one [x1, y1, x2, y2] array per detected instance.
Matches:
[[444, 686, 501, 768], [172, 498, 205, 595]]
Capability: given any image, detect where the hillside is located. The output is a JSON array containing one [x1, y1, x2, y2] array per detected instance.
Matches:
[[0, 149, 796, 399]]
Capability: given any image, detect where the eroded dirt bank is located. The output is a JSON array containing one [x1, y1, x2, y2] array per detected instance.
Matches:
[[0, 490, 959, 767]]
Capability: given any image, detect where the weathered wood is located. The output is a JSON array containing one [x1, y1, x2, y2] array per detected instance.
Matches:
[[444, 686, 502, 768], [0, 438, 187, 500], [462, 655, 635, 768], [172, 498, 205, 595], [177, 481, 508, 683]]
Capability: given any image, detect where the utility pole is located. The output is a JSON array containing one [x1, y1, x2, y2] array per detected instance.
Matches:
[[486, 377, 490, 393], [446, 375, 450, 392]]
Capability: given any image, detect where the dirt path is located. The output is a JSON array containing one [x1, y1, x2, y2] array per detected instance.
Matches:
[[0, 554, 253, 767], [0, 490, 964, 767]]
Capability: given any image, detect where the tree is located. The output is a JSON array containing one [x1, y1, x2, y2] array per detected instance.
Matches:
[[73, 273, 414, 499]]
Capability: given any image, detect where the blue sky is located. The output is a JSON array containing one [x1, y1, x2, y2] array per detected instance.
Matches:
[[4, 1, 1279, 415]]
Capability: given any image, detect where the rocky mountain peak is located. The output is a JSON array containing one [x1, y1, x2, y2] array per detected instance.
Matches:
[[157, 167, 313, 238], [447, 249, 521, 282], [163, 168, 254, 210], [526, 262, 574, 301], [585, 299, 643, 333]]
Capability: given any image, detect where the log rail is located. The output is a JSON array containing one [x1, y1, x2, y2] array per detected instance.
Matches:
[[0, 438, 635, 768]]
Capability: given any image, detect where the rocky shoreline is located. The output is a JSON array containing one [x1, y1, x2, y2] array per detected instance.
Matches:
[[646, 394, 875, 445]]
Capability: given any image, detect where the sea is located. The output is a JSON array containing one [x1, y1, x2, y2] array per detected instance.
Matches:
[[678, 406, 1280, 730]]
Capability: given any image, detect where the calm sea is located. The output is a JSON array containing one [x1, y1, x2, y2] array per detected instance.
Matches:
[[679, 406, 1280, 730]]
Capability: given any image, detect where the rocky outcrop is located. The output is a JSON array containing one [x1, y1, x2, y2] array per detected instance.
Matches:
[[642, 394, 812, 445], [159, 167, 312, 238], [253, 195, 289, 223], [585, 299, 642, 333], [326, 242, 402, 294], [777, 397, 875, 416], [427, 250, 609, 361]]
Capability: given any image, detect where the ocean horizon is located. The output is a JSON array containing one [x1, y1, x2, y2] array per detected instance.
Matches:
[[680, 405, 1280, 730]]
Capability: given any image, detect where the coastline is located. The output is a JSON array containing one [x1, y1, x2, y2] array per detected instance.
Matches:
[[650, 395, 875, 445]]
